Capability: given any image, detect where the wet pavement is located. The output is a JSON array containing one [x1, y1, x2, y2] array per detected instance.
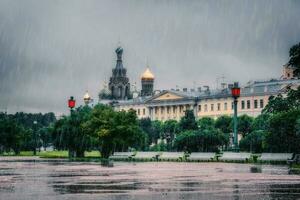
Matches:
[[0, 157, 300, 200]]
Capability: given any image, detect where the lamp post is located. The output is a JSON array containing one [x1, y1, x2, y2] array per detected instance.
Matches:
[[231, 82, 240, 151], [67, 96, 76, 158], [68, 96, 76, 113], [33, 120, 38, 156]]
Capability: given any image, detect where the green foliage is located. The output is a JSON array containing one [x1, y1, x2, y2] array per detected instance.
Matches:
[[149, 141, 167, 151], [0, 117, 25, 154], [237, 115, 254, 137], [288, 42, 300, 77], [215, 115, 232, 133], [139, 118, 161, 146], [263, 87, 300, 114], [239, 130, 266, 153], [251, 114, 270, 131], [174, 129, 227, 152], [52, 105, 94, 157], [82, 105, 144, 158], [197, 117, 215, 130], [162, 119, 179, 150], [179, 110, 198, 131], [265, 110, 300, 153]]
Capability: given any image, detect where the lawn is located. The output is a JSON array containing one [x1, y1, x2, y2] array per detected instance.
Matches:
[[0, 151, 101, 158]]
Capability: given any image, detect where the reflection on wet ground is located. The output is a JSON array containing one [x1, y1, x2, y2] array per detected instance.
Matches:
[[0, 158, 300, 200]]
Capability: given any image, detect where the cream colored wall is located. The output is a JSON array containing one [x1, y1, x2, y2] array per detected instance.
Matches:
[[238, 95, 269, 117], [115, 94, 271, 121], [151, 104, 189, 121], [197, 97, 233, 119], [197, 95, 270, 119], [115, 104, 149, 119]]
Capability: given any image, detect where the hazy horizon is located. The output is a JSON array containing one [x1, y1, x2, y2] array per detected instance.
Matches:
[[0, 0, 300, 115]]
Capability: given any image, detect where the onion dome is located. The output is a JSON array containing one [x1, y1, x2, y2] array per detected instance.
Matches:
[[141, 68, 155, 80], [83, 91, 91, 104]]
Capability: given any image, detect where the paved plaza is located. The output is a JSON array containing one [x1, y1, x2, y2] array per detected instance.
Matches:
[[0, 158, 300, 200]]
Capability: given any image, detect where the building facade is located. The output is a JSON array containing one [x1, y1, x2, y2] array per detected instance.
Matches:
[[101, 47, 299, 121], [115, 78, 300, 121]]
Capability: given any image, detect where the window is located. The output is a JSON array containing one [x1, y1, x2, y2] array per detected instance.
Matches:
[[155, 107, 158, 114], [179, 105, 183, 113], [224, 102, 228, 110], [161, 107, 164, 114], [231, 102, 234, 110], [260, 99, 264, 108], [186, 105, 190, 110], [173, 106, 176, 113], [247, 100, 250, 109], [254, 100, 258, 109], [167, 106, 170, 114], [204, 104, 208, 112], [143, 108, 145, 115], [241, 101, 245, 110], [211, 104, 214, 111], [198, 105, 201, 112], [217, 103, 221, 111], [137, 109, 140, 115]]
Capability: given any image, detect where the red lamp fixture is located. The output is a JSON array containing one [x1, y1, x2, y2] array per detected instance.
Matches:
[[231, 82, 240, 98], [68, 96, 76, 109]]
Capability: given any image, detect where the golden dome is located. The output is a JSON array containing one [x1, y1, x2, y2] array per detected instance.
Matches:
[[83, 91, 91, 100], [141, 68, 155, 80]]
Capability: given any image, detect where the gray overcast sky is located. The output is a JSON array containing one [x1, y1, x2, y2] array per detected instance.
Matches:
[[0, 0, 300, 115]]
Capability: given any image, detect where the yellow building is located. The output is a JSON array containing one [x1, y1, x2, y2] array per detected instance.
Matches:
[[115, 78, 300, 121]]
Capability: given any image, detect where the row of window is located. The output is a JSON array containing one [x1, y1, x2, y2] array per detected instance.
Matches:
[[154, 105, 190, 115], [136, 108, 146, 116], [135, 99, 266, 116], [241, 99, 264, 110], [198, 99, 265, 112], [199, 102, 230, 112]]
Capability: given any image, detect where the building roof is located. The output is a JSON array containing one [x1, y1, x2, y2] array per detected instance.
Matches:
[[115, 78, 300, 106]]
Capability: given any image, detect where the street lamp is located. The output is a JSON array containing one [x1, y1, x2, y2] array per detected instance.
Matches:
[[33, 120, 38, 156], [68, 96, 76, 111], [231, 82, 240, 151]]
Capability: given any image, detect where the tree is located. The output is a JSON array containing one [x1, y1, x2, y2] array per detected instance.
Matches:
[[239, 130, 266, 153], [82, 105, 143, 158], [288, 42, 300, 78], [251, 114, 270, 131], [215, 115, 232, 133], [151, 120, 163, 144], [174, 129, 227, 153], [0, 118, 25, 154], [179, 110, 198, 131], [162, 119, 179, 150], [263, 87, 300, 114], [52, 106, 93, 158], [198, 117, 215, 130], [38, 127, 52, 151], [237, 115, 253, 137], [139, 118, 152, 147], [265, 110, 300, 153]]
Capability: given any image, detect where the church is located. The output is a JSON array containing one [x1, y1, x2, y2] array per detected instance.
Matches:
[[98, 46, 300, 121]]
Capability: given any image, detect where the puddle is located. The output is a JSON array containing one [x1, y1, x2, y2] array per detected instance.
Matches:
[[0, 160, 300, 199]]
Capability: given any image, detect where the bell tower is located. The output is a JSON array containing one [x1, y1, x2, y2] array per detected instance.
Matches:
[[141, 67, 154, 96], [109, 47, 131, 100]]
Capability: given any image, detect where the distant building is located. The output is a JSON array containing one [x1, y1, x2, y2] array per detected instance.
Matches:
[[114, 67, 300, 121], [100, 47, 300, 121], [282, 64, 297, 79], [108, 47, 131, 100], [141, 68, 155, 97]]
